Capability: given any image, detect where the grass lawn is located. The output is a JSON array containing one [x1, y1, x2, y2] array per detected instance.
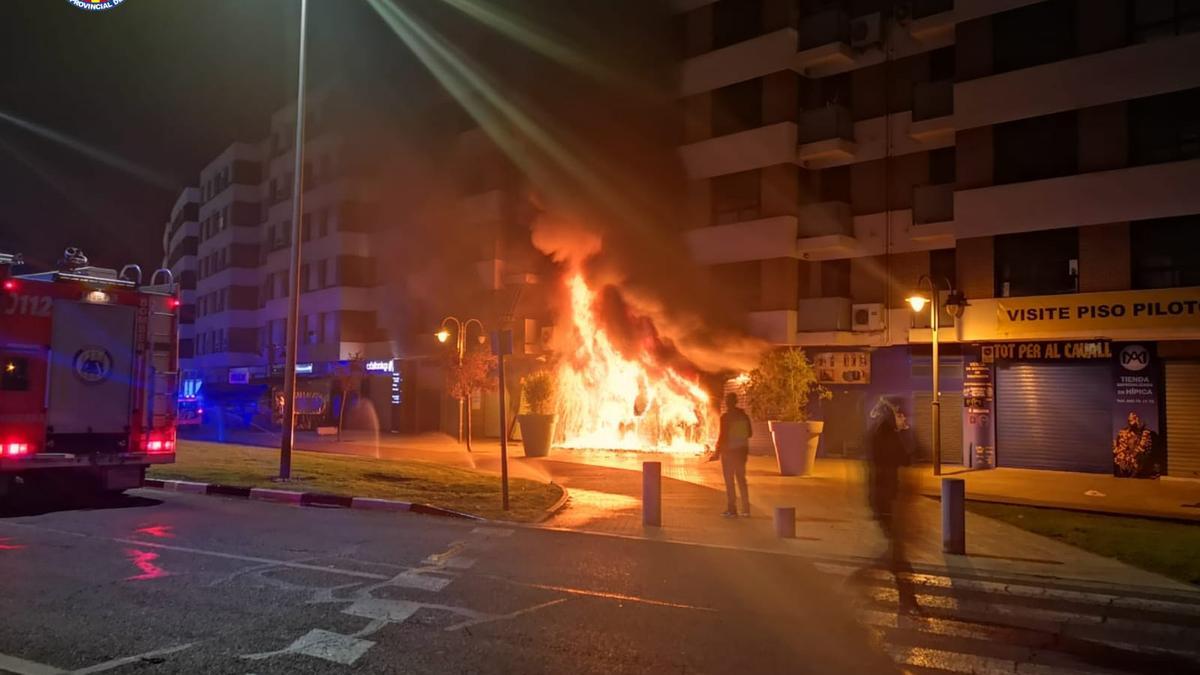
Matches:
[[966, 501, 1200, 586], [150, 440, 563, 522]]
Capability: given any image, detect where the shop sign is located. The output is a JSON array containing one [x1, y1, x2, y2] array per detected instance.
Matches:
[[980, 340, 1111, 363], [365, 359, 394, 374], [228, 368, 250, 385], [962, 356, 995, 469], [295, 362, 314, 375], [996, 287, 1200, 335], [812, 350, 870, 384], [1111, 343, 1163, 478]]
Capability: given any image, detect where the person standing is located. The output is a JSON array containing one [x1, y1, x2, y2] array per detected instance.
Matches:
[[716, 392, 753, 517]]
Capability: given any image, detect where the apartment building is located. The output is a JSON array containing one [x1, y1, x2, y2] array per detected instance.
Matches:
[[677, 0, 1200, 477], [161, 187, 200, 375], [163, 91, 398, 427]]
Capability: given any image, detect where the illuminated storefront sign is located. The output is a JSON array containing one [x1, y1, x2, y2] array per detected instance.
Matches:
[[365, 359, 394, 374], [995, 287, 1200, 335]]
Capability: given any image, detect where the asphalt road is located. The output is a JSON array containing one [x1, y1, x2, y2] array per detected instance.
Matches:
[[0, 489, 896, 674]]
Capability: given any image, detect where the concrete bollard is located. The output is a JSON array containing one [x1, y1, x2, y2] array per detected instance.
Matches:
[[774, 506, 796, 539], [941, 477, 966, 554], [643, 461, 661, 527]]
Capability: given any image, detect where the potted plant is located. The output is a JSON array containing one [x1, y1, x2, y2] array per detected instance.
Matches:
[[517, 370, 557, 458], [745, 348, 830, 476]]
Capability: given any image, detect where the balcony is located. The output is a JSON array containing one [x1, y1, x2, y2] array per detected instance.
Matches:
[[680, 28, 797, 97], [458, 189, 507, 226], [909, 80, 954, 141], [903, 0, 955, 41], [795, 9, 854, 73], [748, 310, 797, 345], [797, 297, 852, 332], [679, 121, 797, 180], [684, 215, 798, 265], [796, 106, 856, 167], [955, 158, 1200, 238], [796, 201, 857, 259], [912, 183, 954, 225], [956, 30, 1200, 131]]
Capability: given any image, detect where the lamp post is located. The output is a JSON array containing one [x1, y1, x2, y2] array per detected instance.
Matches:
[[437, 316, 485, 451], [279, 0, 309, 480], [906, 276, 966, 477]]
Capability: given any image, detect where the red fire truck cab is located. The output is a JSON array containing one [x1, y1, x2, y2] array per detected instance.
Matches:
[[0, 250, 178, 499]]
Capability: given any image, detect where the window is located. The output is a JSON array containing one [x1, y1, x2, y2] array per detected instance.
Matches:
[[1132, 215, 1200, 289], [1132, 0, 1200, 43], [928, 147, 956, 185], [712, 0, 762, 49], [710, 170, 760, 225], [994, 111, 1077, 184], [819, 259, 850, 298], [1, 356, 30, 391], [993, 0, 1076, 74], [930, 248, 957, 288], [302, 214, 312, 242], [711, 79, 762, 137], [317, 210, 329, 238], [317, 259, 328, 289], [301, 264, 311, 292], [995, 228, 1079, 297], [1129, 88, 1200, 166]]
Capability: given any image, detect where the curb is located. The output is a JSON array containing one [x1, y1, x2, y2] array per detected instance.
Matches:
[[536, 482, 570, 524], [143, 478, 485, 521], [920, 489, 1200, 524]]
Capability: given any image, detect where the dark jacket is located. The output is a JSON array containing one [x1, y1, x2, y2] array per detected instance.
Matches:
[[717, 407, 753, 454], [867, 415, 907, 510]]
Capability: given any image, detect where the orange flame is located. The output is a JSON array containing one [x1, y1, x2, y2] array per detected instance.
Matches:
[[553, 273, 715, 454]]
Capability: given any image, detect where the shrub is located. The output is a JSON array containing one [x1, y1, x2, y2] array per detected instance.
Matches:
[[523, 370, 557, 415], [744, 348, 830, 423]]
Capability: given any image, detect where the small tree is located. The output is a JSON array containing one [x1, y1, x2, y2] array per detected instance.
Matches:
[[331, 355, 365, 441], [744, 348, 830, 423], [446, 347, 498, 451], [522, 370, 557, 416]]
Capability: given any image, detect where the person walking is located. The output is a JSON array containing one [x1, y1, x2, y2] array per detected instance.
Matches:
[[716, 392, 753, 517], [864, 395, 920, 612]]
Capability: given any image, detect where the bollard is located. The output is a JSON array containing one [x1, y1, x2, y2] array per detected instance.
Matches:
[[941, 477, 966, 554], [643, 461, 662, 527], [774, 506, 796, 539]]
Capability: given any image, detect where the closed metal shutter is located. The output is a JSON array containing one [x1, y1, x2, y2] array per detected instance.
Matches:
[[1166, 361, 1200, 479], [996, 362, 1112, 472], [913, 392, 964, 465]]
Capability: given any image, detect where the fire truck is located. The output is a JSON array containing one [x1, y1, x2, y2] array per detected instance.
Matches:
[[0, 249, 178, 499]]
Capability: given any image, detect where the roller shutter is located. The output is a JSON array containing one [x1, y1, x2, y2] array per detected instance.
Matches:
[[1165, 361, 1200, 479], [996, 362, 1111, 472], [913, 392, 964, 465]]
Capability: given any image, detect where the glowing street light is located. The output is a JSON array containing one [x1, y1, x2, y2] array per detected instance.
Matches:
[[906, 276, 967, 477], [438, 316, 485, 451]]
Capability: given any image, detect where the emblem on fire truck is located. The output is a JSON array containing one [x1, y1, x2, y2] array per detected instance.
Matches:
[[73, 346, 114, 384]]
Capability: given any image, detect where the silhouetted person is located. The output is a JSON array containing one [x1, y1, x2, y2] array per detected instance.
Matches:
[[716, 392, 753, 517], [865, 396, 919, 613]]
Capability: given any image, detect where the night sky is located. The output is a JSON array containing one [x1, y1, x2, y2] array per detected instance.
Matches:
[[0, 0, 426, 272]]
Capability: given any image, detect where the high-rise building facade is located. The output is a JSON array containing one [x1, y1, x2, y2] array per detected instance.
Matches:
[[677, 0, 1200, 476]]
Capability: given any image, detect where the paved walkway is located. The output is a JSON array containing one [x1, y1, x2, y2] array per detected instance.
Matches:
[[182, 428, 1199, 594]]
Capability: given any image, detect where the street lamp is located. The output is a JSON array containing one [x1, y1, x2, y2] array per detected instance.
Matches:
[[279, 0, 310, 480], [906, 276, 967, 477], [437, 316, 485, 451]]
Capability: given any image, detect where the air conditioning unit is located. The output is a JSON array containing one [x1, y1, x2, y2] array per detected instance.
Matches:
[[852, 303, 886, 332], [850, 12, 882, 48]]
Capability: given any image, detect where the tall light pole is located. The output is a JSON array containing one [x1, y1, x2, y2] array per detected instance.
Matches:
[[906, 276, 966, 477], [279, 0, 309, 480], [437, 316, 485, 451]]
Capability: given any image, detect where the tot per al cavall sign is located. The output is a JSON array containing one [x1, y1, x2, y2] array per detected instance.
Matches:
[[996, 287, 1200, 335]]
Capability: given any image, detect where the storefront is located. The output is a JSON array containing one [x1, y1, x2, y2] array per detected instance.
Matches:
[[953, 286, 1200, 477]]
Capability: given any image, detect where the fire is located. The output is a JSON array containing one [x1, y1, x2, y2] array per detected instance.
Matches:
[[552, 273, 715, 454]]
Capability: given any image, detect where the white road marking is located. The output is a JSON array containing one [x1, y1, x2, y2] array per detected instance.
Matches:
[[445, 598, 569, 632], [108, 538, 392, 581], [243, 629, 374, 666], [0, 653, 64, 675], [389, 570, 451, 592], [72, 643, 194, 674], [343, 598, 422, 622]]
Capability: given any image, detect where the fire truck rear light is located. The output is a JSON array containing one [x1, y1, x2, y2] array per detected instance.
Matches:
[[164, 440, 175, 451], [168, 297, 181, 309], [4, 442, 30, 456], [1, 279, 15, 292], [146, 440, 163, 452]]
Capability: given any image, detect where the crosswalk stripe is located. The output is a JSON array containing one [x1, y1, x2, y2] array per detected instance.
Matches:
[[884, 644, 1117, 675]]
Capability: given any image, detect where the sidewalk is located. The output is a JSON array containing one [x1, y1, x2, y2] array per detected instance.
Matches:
[[181, 427, 1199, 593]]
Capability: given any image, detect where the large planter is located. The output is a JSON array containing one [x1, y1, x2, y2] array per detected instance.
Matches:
[[517, 414, 556, 458], [769, 420, 824, 476]]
